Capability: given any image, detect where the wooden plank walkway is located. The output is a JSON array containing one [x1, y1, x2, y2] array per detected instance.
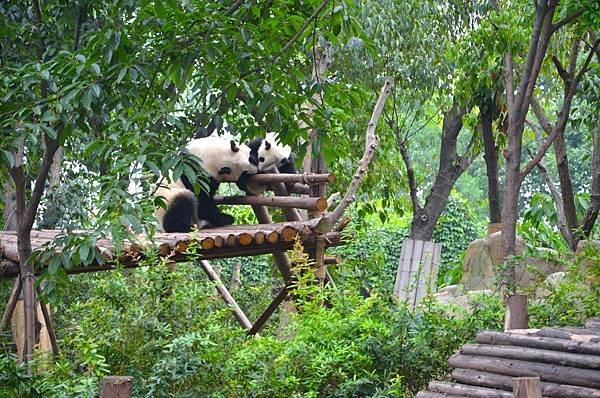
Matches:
[[393, 239, 442, 306]]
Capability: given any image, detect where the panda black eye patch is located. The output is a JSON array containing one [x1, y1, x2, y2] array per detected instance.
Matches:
[[259, 157, 265, 162]]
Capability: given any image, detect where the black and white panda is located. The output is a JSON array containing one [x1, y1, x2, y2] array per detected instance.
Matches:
[[155, 137, 258, 232], [237, 132, 297, 195]]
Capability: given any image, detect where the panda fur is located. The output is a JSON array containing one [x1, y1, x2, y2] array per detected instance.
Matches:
[[155, 137, 257, 232], [237, 132, 297, 195]]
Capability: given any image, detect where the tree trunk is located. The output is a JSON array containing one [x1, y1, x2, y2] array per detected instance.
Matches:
[[553, 133, 579, 249], [408, 101, 471, 241], [480, 99, 502, 223]]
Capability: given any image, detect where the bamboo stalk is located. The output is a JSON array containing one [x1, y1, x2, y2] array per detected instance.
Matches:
[[214, 195, 328, 211]]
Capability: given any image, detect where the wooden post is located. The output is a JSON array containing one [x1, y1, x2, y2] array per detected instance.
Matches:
[[505, 294, 528, 330], [36, 287, 59, 357], [512, 377, 542, 398], [0, 276, 21, 331], [199, 260, 252, 331], [313, 236, 326, 284], [101, 376, 133, 398]]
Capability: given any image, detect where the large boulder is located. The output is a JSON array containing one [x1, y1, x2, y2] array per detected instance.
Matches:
[[461, 231, 563, 291]]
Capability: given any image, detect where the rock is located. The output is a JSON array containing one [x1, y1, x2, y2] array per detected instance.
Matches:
[[433, 284, 461, 305], [461, 231, 563, 291], [535, 272, 567, 298]]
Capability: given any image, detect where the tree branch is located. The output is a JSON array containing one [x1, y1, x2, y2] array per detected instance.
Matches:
[[225, 0, 245, 16], [530, 97, 553, 134], [551, 55, 571, 84], [329, 79, 393, 226], [580, 117, 600, 238], [552, 9, 583, 33], [73, 2, 87, 51], [520, 123, 559, 181], [527, 120, 571, 243], [397, 135, 420, 213], [201, 0, 330, 121]]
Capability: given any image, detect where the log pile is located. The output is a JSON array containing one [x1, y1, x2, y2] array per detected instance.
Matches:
[[0, 218, 344, 279], [416, 321, 600, 398]]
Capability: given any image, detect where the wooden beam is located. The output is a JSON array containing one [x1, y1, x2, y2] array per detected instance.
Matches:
[[0, 276, 21, 331], [248, 285, 290, 336], [36, 287, 59, 357], [245, 173, 334, 185], [215, 195, 328, 212], [101, 376, 133, 398], [513, 377, 542, 398], [199, 260, 252, 331], [505, 294, 528, 330]]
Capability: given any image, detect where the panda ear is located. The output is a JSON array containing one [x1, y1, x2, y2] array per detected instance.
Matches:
[[264, 141, 271, 150], [230, 140, 240, 152]]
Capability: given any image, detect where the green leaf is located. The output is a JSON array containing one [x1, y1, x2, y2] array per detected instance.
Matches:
[[82, 87, 93, 110], [91, 84, 101, 97], [117, 67, 128, 83], [91, 63, 101, 75], [75, 54, 86, 63]]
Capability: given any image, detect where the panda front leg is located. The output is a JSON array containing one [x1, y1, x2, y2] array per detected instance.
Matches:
[[197, 178, 235, 226]]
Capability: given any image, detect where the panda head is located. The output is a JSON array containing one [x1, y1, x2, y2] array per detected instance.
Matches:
[[186, 136, 258, 181], [251, 132, 293, 172]]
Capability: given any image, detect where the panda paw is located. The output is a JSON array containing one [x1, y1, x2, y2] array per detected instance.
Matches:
[[214, 213, 235, 226]]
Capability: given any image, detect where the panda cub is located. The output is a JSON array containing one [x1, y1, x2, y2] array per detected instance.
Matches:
[[155, 137, 257, 232], [237, 132, 297, 195]]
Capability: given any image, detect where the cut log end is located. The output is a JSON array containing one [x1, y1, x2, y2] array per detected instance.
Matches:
[[281, 226, 299, 242], [238, 233, 253, 246], [315, 197, 328, 212], [267, 231, 279, 244], [201, 237, 215, 250]]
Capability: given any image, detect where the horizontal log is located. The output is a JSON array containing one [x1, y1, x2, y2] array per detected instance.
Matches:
[[287, 183, 310, 195], [461, 343, 600, 369], [535, 328, 600, 343], [429, 381, 513, 398], [452, 368, 600, 398], [214, 195, 328, 212], [245, 173, 334, 185], [324, 255, 342, 265], [586, 318, 600, 330], [416, 392, 464, 398], [448, 353, 600, 389], [477, 331, 600, 356], [0, 232, 345, 278]]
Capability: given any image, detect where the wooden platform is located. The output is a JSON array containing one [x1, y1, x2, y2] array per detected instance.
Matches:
[[417, 318, 600, 398], [0, 218, 344, 278]]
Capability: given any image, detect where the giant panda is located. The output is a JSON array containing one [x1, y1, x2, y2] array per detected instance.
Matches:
[[155, 137, 257, 232], [237, 132, 297, 195]]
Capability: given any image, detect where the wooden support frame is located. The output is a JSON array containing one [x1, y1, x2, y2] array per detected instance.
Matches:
[[0, 276, 21, 331], [248, 284, 290, 336], [199, 260, 252, 331]]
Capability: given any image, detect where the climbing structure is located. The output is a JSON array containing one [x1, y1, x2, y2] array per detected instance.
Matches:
[[0, 79, 393, 362], [0, 171, 347, 342]]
